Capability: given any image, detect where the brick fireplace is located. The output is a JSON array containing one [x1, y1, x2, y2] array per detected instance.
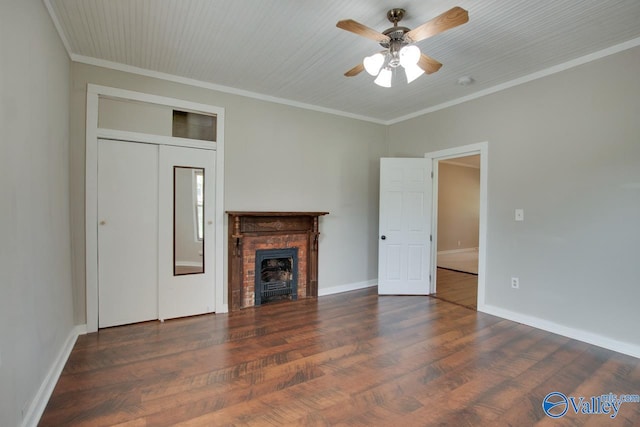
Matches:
[[227, 211, 329, 310]]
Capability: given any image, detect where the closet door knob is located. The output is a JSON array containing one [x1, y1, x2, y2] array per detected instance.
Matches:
[[381, 235, 386, 240]]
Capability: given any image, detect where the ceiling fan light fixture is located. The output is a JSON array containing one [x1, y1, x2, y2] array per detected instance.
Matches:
[[374, 67, 392, 87], [363, 53, 385, 76], [404, 63, 424, 84], [337, 6, 469, 87], [399, 45, 420, 67]]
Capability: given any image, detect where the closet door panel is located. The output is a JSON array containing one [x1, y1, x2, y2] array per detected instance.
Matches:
[[158, 145, 216, 320], [98, 139, 158, 328]]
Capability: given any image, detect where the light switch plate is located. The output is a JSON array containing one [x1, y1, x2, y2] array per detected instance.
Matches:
[[515, 209, 524, 221]]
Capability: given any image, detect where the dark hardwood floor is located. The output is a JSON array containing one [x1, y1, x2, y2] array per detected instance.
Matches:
[[40, 288, 640, 426], [434, 267, 478, 310]]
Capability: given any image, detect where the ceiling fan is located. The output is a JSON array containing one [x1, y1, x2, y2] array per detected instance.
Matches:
[[336, 6, 469, 87]]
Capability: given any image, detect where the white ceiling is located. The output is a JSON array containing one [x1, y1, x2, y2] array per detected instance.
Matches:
[[46, 0, 640, 124]]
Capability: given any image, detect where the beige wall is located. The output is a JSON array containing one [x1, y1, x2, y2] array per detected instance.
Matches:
[[70, 62, 388, 323], [98, 97, 172, 135], [0, 1, 73, 425], [437, 161, 480, 251], [389, 45, 640, 347]]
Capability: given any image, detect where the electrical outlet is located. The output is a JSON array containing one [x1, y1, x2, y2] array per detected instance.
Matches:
[[511, 277, 520, 289]]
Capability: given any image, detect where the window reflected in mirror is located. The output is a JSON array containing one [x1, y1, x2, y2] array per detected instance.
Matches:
[[174, 166, 205, 275], [195, 170, 204, 241]]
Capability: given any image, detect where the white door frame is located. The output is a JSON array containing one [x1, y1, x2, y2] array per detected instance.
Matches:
[[425, 142, 488, 310], [85, 84, 226, 333]]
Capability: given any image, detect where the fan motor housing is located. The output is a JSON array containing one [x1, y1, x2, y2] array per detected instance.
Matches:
[[381, 8, 410, 48], [382, 26, 410, 41]]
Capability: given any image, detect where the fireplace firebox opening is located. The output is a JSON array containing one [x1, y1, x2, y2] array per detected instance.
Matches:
[[255, 248, 298, 306]]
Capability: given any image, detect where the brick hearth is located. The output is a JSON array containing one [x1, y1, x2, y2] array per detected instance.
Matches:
[[227, 212, 328, 311]]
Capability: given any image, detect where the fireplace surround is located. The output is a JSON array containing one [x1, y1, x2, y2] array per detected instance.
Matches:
[[227, 211, 329, 310]]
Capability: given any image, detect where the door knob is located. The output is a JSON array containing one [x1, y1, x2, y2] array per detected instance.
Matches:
[[381, 235, 386, 240], [99, 220, 107, 226]]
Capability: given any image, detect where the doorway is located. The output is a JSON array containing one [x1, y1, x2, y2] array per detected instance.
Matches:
[[425, 142, 488, 311], [434, 155, 479, 309]]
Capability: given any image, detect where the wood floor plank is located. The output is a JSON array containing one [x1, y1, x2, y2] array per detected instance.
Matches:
[[39, 287, 640, 426], [434, 267, 478, 309]]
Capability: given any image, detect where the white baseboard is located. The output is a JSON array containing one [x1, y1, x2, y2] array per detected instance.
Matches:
[[437, 248, 478, 255], [479, 304, 640, 359], [22, 324, 87, 427], [318, 279, 377, 297]]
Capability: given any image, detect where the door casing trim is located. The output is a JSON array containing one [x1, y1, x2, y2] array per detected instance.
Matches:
[[425, 142, 488, 310]]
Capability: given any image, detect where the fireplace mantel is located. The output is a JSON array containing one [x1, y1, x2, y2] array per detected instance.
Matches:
[[226, 211, 329, 217], [227, 211, 328, 311]]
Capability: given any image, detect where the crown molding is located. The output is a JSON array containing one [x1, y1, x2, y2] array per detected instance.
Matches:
[[386, 36, 640, 125], [71, 54, 386, 126], [42, 0, 72, 59]]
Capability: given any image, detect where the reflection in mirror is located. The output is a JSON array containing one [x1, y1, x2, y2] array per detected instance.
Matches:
[[174, 167, 205, 275]]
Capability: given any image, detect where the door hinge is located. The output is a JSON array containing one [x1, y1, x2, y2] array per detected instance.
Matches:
[[431, 171, 434, 178], [430, 234, 432, 242], [429, 274, 432, 283]]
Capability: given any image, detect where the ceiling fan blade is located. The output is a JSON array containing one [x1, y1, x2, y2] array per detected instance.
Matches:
[[344, 63, 365, 77], [406, 6, 469, 43], [418, 54, 442, 74], [336, 19, 390, 43]]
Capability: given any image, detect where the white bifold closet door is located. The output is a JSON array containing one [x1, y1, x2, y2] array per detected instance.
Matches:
[[98, 139, 159, 328], [97, 139, 216, 328]]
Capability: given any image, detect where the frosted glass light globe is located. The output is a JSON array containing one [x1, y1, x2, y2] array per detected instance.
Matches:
[[374, 68, 392, 87], [399, 45, 420, 67], [404, 63, 424, 83], [363, 53, 385, 76]]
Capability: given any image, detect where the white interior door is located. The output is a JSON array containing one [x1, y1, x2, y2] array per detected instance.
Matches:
[[159, 145, 216, 320], [98, 139, 158, 327], [378, 158, 432, 295]]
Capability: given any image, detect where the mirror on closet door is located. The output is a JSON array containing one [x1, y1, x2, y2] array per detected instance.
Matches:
[[174, 166, 205, 275]]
